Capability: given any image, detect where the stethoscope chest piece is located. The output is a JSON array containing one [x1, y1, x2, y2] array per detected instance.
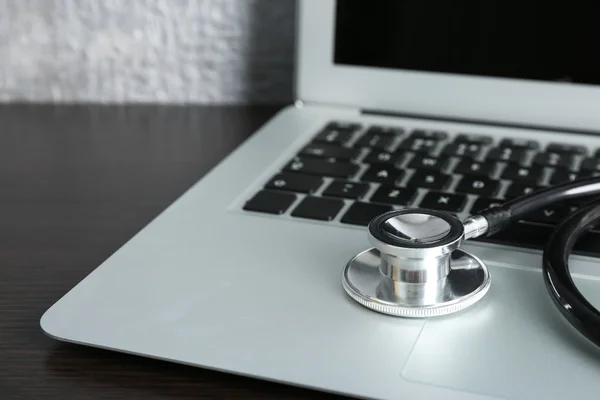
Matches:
[[342, 209, 491, 318]]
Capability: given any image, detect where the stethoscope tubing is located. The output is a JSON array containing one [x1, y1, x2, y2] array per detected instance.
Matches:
[[543, 198, 600, 347], [475, 176, 600, 237]]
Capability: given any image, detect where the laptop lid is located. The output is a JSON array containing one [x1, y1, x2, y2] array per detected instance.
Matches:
[[296, 0, 600, 133]]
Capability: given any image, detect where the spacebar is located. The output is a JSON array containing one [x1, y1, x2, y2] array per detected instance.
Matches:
[[472, 221, 600, 257]]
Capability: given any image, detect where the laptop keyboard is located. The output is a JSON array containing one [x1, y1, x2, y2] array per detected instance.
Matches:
[[242, 121, 600, 257]]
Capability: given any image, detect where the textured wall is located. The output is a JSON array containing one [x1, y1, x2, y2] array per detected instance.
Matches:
[[0, 0, 296, 104]]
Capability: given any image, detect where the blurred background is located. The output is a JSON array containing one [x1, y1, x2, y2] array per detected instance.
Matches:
[[0, 0, 296, 104]]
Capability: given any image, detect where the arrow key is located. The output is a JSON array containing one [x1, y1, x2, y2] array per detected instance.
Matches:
[[522, 206, 569, 225]]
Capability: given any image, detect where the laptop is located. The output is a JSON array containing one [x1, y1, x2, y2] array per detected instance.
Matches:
[[41, 1, 600, 399]]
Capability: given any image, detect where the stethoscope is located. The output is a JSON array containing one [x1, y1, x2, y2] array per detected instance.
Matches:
[[342, 175, 600, 347]]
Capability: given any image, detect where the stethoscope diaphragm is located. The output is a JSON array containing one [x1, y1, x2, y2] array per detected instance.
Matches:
[[342, 209, 491, 318]]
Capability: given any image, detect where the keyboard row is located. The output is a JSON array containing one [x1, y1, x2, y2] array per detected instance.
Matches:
[[245, 190, 391, 226], [287, 155, 589, 189], [321, 120, 596, 154], [315, 121, 600, 173], [264, 171, 548, 204], [307, 140, 599, 172], [244, 177, 577, 226]]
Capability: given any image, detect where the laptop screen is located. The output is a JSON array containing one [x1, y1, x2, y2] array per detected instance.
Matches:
[[333, 0, 600, 86]]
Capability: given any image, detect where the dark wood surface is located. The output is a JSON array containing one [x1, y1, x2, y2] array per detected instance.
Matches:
[[0, 104, 344, 400]]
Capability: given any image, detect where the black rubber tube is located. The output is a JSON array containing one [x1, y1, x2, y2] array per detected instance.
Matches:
[[542, 199, 600, 347], [477, 175, 600, 236]]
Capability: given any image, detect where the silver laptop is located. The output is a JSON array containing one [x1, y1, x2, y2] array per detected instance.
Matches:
[[41, 1, 600, 399]]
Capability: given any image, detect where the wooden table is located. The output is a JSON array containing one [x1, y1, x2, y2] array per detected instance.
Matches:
[[0, 104, 342, 399]]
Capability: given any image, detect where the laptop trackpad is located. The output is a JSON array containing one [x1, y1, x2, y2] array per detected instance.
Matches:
[[402, 265, 600, 399]]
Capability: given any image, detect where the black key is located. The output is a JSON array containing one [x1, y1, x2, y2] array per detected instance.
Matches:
[[397, 137, 440, 154], [284, 157, 359, 178], [265, 173, 324, 193], [504, 182, 543, 199], [290, 196, 344, 221], [366, 125, 405, 136], [370, 125, 405, 134], [500, 164, 543, 183], [325, 121, 362, 131], [522, 205, 570, 225], [369, 185, 417, 206], [410, 129, 447, 140], [408, 171, 452, 190], [441, 143, 483, 158], [340, 202, 393, 226], [363, 150, 401, 165], [300, 143, 360, 161], [322, 180, 370, 199], [454, 133, 493, 145], [454, 176, 500, 197], [407, 155, 450, 171], [313, 129, 353, 146], [243, 190, 296, 214], [419, 191, 467, 212], [453, 160, 495, 177], [354, 131, 395, 150], [546, 143, 587, 155], [549, 169, 578, 185], [471, 197, 504, 213], [499, 138, 540, 150], [532, 152, 575, 169], [314, 122, 359, 145], [580, 158, 600, 173], [485, 147, 527, 164], [360, 165, 404, 184]]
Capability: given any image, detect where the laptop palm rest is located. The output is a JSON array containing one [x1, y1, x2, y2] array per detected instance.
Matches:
[[402, 264, 600, 399]]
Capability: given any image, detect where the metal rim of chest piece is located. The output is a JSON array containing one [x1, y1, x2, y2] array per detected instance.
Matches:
[[342, 209, 491, 318]]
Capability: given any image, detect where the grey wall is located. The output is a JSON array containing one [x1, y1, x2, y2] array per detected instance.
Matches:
[[1, 0, 296, 104]]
